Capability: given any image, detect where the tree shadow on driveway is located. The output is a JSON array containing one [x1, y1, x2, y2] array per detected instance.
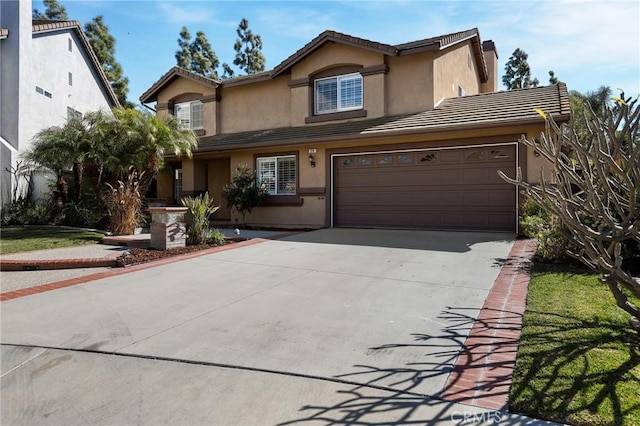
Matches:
[[277, 306, 529, 425]]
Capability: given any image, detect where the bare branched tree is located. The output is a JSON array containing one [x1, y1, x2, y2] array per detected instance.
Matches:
[[499, 96, 640, 333]]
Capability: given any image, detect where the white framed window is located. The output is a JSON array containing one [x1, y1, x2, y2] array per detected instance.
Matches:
[[67, 107, 82, 121], [256, 155, 296, 195], [314, 73, 363, 115], [68, 72, 73, 86], [174, 101, 203, 130]]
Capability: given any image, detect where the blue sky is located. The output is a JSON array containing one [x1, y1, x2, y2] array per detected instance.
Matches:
[[35, 0, 640, 106]]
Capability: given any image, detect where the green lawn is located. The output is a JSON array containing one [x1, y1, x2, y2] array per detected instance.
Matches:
[[0, 226, 104, 254], [510, 263, 640, 425]]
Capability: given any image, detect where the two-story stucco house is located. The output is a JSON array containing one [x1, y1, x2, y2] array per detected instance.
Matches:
[[140, 28, 570, 232], [0, 0, 120, 206]]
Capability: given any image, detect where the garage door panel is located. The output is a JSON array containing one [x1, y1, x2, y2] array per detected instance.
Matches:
[[334, 145, 517, 231]]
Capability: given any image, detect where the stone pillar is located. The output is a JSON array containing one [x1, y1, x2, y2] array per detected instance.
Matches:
[[149, 207, 188, 250]]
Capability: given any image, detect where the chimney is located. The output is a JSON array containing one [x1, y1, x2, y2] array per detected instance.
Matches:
[[481, 40, 498, 93]]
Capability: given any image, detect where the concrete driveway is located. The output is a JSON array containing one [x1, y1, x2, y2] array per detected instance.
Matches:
[[1, 228, 548, 425]]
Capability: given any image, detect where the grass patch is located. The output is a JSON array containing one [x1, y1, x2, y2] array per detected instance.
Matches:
[[510, 263, 640, 425], [0, 226, 104, 254]]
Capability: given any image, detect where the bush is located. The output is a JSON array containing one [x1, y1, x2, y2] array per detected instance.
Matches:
[[207, 228, 226, 245], [61, 199, 108, 229], [181, 192, 219, 245], [519, 198, 574, 262], [104, 169, 142, 235], [221, 164, 268, 227], [1, 199, 52, 226]]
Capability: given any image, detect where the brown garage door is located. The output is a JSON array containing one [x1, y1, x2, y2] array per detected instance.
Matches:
[[333, 145, 517, 231]]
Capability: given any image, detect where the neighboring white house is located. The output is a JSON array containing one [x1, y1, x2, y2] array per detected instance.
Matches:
[[0, 0, 119, 207]]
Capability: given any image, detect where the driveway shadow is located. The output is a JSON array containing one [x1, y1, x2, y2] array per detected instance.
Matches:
[[282, 228, 515, 253]]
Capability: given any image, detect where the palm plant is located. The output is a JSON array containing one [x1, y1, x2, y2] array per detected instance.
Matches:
[[25, 117, 91, 203], [181, 192, 220, 245], [100, 108, 198, 193]]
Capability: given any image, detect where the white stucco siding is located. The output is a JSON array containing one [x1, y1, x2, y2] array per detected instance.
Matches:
[[26, 30, 114, 145]]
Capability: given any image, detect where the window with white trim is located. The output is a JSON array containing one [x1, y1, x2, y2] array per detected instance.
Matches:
[[67, 107, 82, 121], [314, 73, 363, 115], [174, 101, 203, 130], [256, 155, 296, 195]]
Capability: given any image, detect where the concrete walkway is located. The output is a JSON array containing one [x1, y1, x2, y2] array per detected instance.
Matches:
[[1, 229, 554, 425]]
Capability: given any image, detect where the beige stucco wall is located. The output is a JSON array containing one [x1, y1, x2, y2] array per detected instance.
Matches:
[[156, 78, 216, 104], [219, 76, 290, 133], [207, 158, 231, 220], [433, 41, 481, 104], [523, 127, 556, 184], [481, 47, 498, 93], [291, 43, 383, 79], [386, 52, 435, 115]]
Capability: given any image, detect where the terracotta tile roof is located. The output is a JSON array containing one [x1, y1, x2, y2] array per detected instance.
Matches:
[[195, 84, 571, 153], [140, 67, 219, 104], [31, 20, 120, 107], [0, 28, 8, 39]]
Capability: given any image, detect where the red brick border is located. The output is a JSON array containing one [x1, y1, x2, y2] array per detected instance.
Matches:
[[440, 238, 535, 410], [0, 238, 276, 302]]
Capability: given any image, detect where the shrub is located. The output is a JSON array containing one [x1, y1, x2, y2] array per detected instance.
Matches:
[[519, 197, 573, 262], [1, 199, 52, 226], [181, 192, 219, 245], [221, 164, 268, 227], [207, 228, 226, 245], [104, 169, 142, 235]]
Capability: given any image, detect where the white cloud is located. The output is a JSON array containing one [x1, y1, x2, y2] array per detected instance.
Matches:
[[155, 1, 219, 25], [474, 0, 639, 92]]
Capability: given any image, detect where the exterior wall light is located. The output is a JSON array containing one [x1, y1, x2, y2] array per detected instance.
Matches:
[[308, 148, 317, 167]]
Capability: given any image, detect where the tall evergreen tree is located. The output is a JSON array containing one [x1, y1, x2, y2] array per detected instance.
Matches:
[[548, 70, 559, 85], [189, 31, 219, 79], [84, 16, 132, 107], [502, 48, 539, 90], [32, 0, 68, 20], [232, 18, 266, 75], [175, 26, 192, 71]]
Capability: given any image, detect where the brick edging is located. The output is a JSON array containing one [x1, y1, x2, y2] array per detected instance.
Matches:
[[0, 238, 277, 302], [440, 238, 536, 410], [0, 258, 118, 271]]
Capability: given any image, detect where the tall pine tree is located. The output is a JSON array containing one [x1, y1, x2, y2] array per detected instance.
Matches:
[[84, 16, 132, 107], [232, 18, 265, 75], [502, 48, 539, 90], [175, 27, 192, 71], [32, 0, 68, 20], [190, 31, 219, 79]]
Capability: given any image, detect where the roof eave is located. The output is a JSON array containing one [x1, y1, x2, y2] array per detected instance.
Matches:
[[140, 67, 220, 104], [271, 32, 397, 78], [190, 112, 571, 154]]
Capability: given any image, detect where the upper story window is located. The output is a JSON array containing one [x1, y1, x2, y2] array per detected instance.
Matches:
[[314, 73, 362, 115], [256, 155, 296, 195], [67, 107, 82, 121], [174, 101, 203, 130]]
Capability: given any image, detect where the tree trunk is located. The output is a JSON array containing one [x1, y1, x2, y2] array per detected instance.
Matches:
[[72, 161, 83, 201]]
